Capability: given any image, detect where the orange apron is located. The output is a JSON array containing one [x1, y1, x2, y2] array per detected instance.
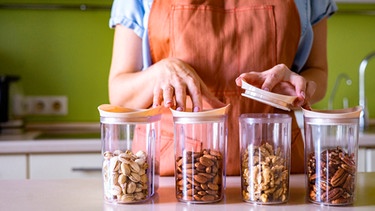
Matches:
[[148, 0, 304, 175]]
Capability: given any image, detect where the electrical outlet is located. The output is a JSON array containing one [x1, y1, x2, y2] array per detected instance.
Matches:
[[25, 96, 68, 115]]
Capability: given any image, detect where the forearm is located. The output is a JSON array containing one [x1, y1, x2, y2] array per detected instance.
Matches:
[[108, 25, 157, 109], [300, 18, 329, 105], [300, 67, 327, 104], [109, 69, 155, 109]]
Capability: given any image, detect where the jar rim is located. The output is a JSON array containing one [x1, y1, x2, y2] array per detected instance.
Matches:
[[302, 106, 362, 119], [239, 113, 291, 123]]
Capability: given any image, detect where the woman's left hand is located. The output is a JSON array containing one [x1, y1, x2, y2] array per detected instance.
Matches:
[[235, 64, 316, 109]]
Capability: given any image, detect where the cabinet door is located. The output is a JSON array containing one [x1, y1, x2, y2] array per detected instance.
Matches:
[[366, 149, 375, 172], [29, 153, 102, 179], [358, 148, 366, 172], [0, 155, 27, 179]]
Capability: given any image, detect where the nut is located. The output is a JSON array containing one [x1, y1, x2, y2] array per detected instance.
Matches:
[[241, 142, 289, 203], [321, 187, 344, 202], [103, 150, 149, 203], [307, 147, 355, 205], [199, 156, 214, 167], [330, 168, 348, 187], [175, 148, 223, 202]]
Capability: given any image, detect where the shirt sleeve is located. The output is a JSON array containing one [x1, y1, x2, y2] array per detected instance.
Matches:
[[292, 0, 337, 73], [109, 0, 146, 38], [310, 0, 338, 25]]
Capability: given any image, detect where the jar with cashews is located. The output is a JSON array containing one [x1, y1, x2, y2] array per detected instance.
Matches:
[[98, 104, 162, 204]]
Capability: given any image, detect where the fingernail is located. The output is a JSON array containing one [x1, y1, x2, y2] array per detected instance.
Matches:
[[176, 107, 183, 111], [193, 106, 200, 112], [300, 91, 306, 99], [263, 87, 270, 92]]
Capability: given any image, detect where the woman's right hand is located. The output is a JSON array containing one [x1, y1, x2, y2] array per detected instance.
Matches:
[[109, 25, 224, 111], [150, 58, 225, 111]]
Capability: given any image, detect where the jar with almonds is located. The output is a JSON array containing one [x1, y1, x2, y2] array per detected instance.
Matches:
[[98, 104, 162, 204], [171, 105, 229, 203], [303, 106, 362, 206], [239, 113, 291, 204]]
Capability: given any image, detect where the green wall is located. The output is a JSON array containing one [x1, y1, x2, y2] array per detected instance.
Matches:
[[321, 3, 375, 117], [0, 0, 113, 122], [1, 1, 375, 123]]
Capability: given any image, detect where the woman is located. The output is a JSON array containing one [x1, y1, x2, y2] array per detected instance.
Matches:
[[107, 0, 337, 175]]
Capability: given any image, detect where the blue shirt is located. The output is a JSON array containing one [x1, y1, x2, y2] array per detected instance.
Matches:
[[109, 0, 337, 73]]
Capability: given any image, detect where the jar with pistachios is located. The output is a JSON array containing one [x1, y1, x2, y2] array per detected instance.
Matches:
[[98, 104, 162, 204]]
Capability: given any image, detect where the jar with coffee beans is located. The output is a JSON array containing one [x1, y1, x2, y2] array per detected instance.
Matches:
[[303, 106, 362, 206], [171, 105, 229, 203]]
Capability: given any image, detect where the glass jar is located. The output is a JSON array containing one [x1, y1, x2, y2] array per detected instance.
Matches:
[[98, 104, 162, 204], [303, 106, 362, 206], [239, 113, 291, 204], [171, 106, 229, 203]]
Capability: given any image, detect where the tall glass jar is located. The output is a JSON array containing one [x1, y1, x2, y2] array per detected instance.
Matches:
[[98, 104, 162, 204], [303, 106, 362, 206], [171, 106, 229, 203], [239, 113, 291, 204]]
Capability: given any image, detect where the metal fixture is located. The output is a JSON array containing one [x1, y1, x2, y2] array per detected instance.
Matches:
[[328, 73, 352, 109], [359, 51, 375, 131]]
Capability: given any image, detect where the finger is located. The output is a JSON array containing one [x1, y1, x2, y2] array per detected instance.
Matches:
[[162, 85, 175, 108], [174, 84, 187, 111], [186, 81, 203, 112], [153, 88, 163, 107], [294, 81, 316, 108], [289, 73, 307, 99], [260, 65, 285, 91], [236, 72, 263, 88]]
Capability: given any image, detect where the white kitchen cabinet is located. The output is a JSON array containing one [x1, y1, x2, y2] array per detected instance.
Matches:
[[366, 148, 375, 172], [29, 153, 102, 179], [0, 155, 27, 179], [358, 148, 366, 172]]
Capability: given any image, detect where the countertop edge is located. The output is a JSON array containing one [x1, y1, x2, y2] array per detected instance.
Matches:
[[0, 139, 101, 154]]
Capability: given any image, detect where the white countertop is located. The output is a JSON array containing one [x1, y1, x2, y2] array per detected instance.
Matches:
[[0, 173, 374, 211]]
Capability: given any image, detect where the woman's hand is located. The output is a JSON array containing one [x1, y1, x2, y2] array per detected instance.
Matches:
[[235, 64, 316, 109], [151, 58, 225, 111]]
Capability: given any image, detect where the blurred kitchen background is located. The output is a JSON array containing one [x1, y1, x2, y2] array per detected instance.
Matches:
[[0, 0, 375, 125]]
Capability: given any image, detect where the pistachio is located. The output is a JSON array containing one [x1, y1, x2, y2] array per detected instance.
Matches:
[[129, 172, 141, 182], [118, 174, 127, 185], [126, 181, 136, 194], [130, 161, 141, 173], [121, 163, 131, 176], [102, 150, 149, 203], [110, 185, 122, 195], [109, 157, 120, 172]]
